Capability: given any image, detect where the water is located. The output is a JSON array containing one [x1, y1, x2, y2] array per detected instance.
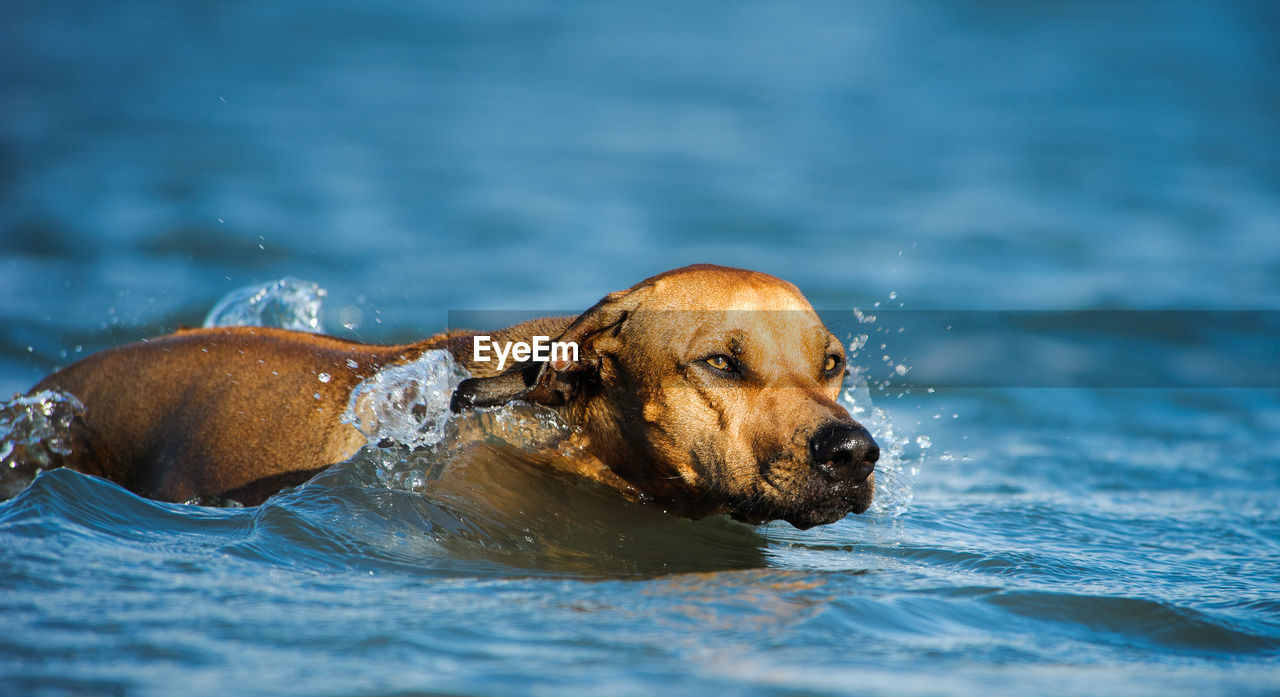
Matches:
[[3, 0, 1279, 695]]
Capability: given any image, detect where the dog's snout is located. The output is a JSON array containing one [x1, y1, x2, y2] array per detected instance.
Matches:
[[809, 423, 879, 483]]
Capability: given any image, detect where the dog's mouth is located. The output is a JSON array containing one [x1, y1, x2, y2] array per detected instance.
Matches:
[[783, 476, 875, 529], [728, 471, 875, 529]]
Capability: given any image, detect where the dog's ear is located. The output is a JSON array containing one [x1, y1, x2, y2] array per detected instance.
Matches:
[[449, 286, 648, 412]]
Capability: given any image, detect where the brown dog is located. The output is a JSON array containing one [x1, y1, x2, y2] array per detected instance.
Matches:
[[31, 264, 878, 528]]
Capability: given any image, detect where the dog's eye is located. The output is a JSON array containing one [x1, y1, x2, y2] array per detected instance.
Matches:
[[704, 355, 736, 373], [824, 355, 843, 375]]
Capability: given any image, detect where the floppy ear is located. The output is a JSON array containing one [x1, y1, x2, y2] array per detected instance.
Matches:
[[449, 286, 648, 413]]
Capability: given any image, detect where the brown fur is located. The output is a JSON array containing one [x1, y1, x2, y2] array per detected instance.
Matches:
[[32, 265, 877, 527]]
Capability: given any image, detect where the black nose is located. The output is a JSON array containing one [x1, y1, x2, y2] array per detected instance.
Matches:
[[809, 423, 879, 483]]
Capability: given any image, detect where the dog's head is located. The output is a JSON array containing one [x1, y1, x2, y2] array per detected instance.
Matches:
[[451, 264, 878, 529]]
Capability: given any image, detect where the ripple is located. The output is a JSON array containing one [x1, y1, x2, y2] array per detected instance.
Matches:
[[987, 590, 1280, 655]]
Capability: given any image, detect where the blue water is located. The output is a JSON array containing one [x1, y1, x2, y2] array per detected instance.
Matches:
[[3, 0, 1279, 695]]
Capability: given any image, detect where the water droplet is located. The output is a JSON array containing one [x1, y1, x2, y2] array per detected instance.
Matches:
[[346, 359, 358, 369], [339, 305, 362, 331], [888, 291, 897, 300], [317, 372, 331, 383], [313, 392, 322, 400], [916, 435, 932, 449], [894, 364, 910, 375]]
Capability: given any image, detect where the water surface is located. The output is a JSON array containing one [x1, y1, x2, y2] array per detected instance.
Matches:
[[2, 1, 1278, 695]]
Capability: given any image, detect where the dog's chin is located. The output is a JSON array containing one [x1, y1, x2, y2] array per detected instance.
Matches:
[[782, 497, 869, 529], [729, 475, 875, 530]]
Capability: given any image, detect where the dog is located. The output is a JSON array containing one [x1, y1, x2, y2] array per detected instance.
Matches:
[[30, 264, 878, 529]]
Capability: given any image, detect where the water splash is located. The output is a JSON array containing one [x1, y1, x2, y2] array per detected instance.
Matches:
[[203, 277, 327, 332], [338, 350, 578, 495], [341, 350, 471, 451], [840, 378, 918, 518], [0, 390, 87, 499], [842, 306, 926, 518]]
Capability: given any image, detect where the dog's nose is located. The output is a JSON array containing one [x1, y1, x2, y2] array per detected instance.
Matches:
[[809, 423, 879, 483]]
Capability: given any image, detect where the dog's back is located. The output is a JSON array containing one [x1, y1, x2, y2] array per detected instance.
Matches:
[[35, 326, 405, 503]]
